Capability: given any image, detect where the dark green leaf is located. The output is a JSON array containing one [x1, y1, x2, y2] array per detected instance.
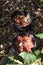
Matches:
[[2, 55, 23, 65], [34, 50, 41, 57], [2, 56, 10, 65]]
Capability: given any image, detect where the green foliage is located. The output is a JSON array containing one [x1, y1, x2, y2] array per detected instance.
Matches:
[[40, 0, 43, 3], [32, 49, 41, 58], [40, 0, 43, 7], [2, 55, 10, 65], [0, 0, 43, 65], [2, 51, 43, 65], [2, 55, 23, 65], [19, 52, 37, 65], [35, 33, 43, 38], [34, 50, 41, 56], [30, 58, 42, 65]]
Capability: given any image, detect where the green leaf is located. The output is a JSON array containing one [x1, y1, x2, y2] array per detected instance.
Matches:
[[2, 55, 23, 65], [19, 52, 37, 64], [8, 56, 23, 65], [30, 58, 42, 65], [2, 56, 10, 65], [40, 0, 43, 3], [35, 33, 43, 38], [34, 50, 41, 57]]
